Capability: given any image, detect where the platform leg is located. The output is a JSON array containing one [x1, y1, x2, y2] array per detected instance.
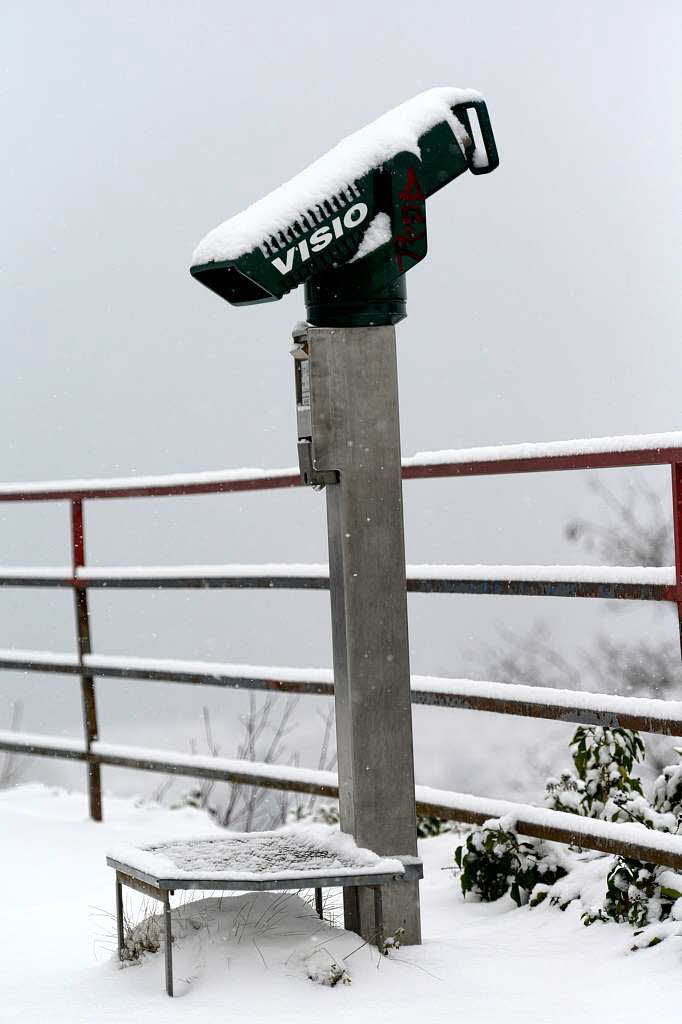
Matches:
[[164, 893, 173, 997], [373, 886, 384, 953], [314, 887, 324, 920], [115, 879, 124, 959]]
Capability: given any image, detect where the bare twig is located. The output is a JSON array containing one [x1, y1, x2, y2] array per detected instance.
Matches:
[[472, 477, 681, 710], [0, 700, 26, 788], [565, 477, 673, 569], [252, 937, 268, 968]]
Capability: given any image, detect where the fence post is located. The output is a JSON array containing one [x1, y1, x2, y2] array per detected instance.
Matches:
[[672, 463, 682, 662], [70, 499, 102, 821]]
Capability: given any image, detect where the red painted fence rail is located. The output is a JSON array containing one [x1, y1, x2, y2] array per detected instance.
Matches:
[[1, 430, 682, 867]]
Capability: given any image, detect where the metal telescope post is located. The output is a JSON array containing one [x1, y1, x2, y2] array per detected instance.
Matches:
[[292, 270, 420, 944]]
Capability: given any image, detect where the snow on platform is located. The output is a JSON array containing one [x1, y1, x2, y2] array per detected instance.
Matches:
[[109, 826, 404, 882]]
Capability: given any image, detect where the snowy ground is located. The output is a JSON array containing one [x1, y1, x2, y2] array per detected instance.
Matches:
[[2, 785, 682, 1023]]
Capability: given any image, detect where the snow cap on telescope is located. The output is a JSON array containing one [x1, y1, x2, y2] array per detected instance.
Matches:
[[192, 87, 481, 266]]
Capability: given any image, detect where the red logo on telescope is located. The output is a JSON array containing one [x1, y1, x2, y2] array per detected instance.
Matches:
[[394, 167, 426, 273]]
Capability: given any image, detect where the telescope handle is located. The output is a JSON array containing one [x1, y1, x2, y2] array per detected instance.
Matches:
[[456, 100, 500, 175]]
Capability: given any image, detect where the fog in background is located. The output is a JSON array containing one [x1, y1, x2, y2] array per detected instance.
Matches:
[[1, 1, 681, 802]]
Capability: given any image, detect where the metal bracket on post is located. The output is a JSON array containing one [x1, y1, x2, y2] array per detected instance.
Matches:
[[292, 323, 338, 490], [291, 322, 421, 946]]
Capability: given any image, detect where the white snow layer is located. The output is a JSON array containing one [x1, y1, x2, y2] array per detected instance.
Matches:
[[0, 729, 86, 753], [0, 430, 680, 499], [108, 825, 404, 881], [0, 648, 80, 669], [0, 465, 297, 497], [76, 562, 329, 580], [2, 647, 680, 725], [410, 674, 682, 723], [191, 87, 479, 264], [415, 785, 682, 860], [404, 429, 682, 467], [406, 564, 675, 585], [0, 566, 73, 580], [5, 787, 682, 1023], [0, 647, 336, 684], [0, 563, 673, 584], [349, 212, 392, 262], [91, 740, 339, 793]]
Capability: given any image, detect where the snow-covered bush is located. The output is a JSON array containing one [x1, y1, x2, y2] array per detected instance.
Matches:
[[292, 801, 340, 826], [297, 799, 458, 838], [601, 859, 682, 929], [416, 814, 460, 838], [545, 726, 644, 821], [652, 755, 682, 819], [455, 819, 567, 906], [455, 726, 682, 948], [305, 948, 351, 986]]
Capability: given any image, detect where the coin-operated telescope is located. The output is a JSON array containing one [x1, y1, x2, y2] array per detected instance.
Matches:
[[190, 88, 498, 951], [190, 87, 498, 326]]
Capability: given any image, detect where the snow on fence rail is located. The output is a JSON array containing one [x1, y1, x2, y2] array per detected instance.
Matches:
[[4, 729, 682, 870], [1, 429, 681, 869], [3, 648, 682, 736], [0, 563, 677, 602], [0, 429, 681, 502]]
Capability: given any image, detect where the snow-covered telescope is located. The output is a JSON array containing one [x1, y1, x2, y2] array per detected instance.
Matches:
[[190, 88, 498, 325]]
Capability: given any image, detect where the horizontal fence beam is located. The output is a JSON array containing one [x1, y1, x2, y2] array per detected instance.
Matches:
[[406, 578, 677, 602], [4, 732, 682, 869], [0, 733, 338, 799], [0, 651, 337, 696], [0, 432, 680, 503], [0, 566, 676, 602], [409, 680, 682, 736], [0, 731, 89, 762], [413, 790, 682, 870], [0, 566, 327, 589], [0, 471, 302, 503], [402, 445, 682, 481], [94, 747, 340, 799], [2, 650, 682, 736]]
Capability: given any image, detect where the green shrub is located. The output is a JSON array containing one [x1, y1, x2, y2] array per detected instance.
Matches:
[[545, 726, 644, 821], [581, 860, 682, 936], [416, 814, 459, 838], [455, 820, 567, 906], [454, 725, 682, 948], [309, 801, 458, 838], [652, 757, 682, 819]]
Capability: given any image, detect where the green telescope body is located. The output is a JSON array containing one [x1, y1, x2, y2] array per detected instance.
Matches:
[[191, 88, 498, 326]]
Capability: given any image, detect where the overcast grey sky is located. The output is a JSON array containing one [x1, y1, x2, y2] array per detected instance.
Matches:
[[1, 1, 681, 799]]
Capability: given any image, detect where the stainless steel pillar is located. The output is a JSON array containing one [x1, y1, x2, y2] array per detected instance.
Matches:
[[297, 324, 421, 945]]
